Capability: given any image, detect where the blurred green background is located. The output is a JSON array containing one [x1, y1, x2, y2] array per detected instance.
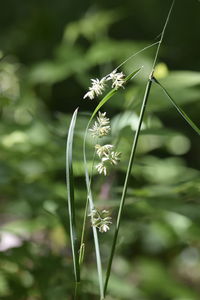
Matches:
[[0, 0, 200, 299]]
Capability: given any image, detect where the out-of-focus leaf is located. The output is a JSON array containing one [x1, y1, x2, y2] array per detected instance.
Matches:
[[63, 10, 120, 43], [160, 71, 200, 88]]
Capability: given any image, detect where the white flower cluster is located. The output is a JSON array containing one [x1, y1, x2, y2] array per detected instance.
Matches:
[[89, 111, 111, 138], [89, 209, 112, 233], [95, 146, 121, 176], [83, 69, 125, 100], [106, 70, 125, 89], [89, 111, 121, 176], [83, 78, 106, 100]]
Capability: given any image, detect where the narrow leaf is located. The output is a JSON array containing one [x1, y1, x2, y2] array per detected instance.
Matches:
[[66, 108, 80, 283], [152, 77, 200, 135]]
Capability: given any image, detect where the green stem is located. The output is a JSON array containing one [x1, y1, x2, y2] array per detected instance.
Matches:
[[79, 149, 97, 265], [78, 200, 87, 265], [152, 0, 175, 70], [104, 0, 175, 295], [83, 131, 104, 299], [103, 75, 153, 295], [74, 281, 80, 300]]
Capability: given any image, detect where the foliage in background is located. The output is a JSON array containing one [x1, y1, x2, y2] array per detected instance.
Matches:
[[0, 1, 200, 299]]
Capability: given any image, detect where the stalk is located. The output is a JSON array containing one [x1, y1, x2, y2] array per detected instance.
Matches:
[[104, 0, 175, 295], [83, 131, 104, 299], [79, 149, 97, 266], [104, 75, 153, 294]]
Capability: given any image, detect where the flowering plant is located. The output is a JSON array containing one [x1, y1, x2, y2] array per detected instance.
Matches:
[[66, 1, 200, 298]]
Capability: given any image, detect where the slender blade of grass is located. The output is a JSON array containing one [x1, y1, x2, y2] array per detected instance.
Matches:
[[116, 41, 159, 70], [152, 77, 200, 135], [66, 108, 80, 284]]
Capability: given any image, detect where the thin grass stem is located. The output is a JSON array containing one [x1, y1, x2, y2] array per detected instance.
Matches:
[[103, 76, 153, 295], [152, 0, 175, 70], [79, 149, 97, 266], [83, 134, 104, 298], [74, 282, 80, 300], [116, 41, 159, 70], [103, 0, 175, 295]]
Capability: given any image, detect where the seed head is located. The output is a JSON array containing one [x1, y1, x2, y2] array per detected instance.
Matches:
[[95, 144, 113, 158], [89, 209, 112, 233], [83, 78, 106, 100], [95, 149, 121, 176], [89, 111, 111, 138], [96, 161, 107, 176], [106, 70, 125, 89], [104, 151, 121, 165]]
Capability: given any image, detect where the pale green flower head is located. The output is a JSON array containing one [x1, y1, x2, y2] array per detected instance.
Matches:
[[89, 111, 111, 138], [83, 69, 125, 100], [95, 144, 113, 158], [89, 209, 112, 233], [106, 69, 125, 89], [95, 147, 121, 176], [83, 78, 106, 100]]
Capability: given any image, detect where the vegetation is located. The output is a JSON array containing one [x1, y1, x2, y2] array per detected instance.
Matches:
[[0, 1, 200, 299]]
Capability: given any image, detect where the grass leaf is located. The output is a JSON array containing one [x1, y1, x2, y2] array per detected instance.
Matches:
[[66, 108, 80, 283], [152, 77, 200, 135]]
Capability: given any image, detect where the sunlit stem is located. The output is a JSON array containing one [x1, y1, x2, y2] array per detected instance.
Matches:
[[103, 73, 153, 295], [104, 0, 175, 295]]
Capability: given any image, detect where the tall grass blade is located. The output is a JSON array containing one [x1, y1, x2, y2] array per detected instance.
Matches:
[[152, 77, 200, 135], [66, 108, 80, 284]]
